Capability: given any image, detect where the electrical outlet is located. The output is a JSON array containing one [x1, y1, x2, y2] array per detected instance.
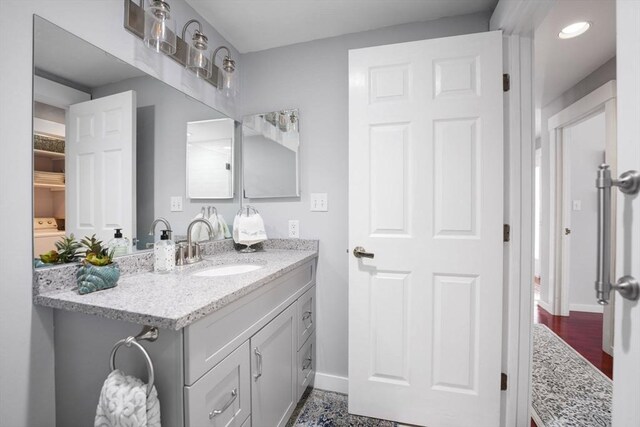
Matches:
[[170, 196, 183, 212], [310, 193, 328, 212], [288, 220, 300, 238]]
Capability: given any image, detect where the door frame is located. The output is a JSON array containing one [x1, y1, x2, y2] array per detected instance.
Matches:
[[546, 81, 617, 317], [490, 2, 552, 426]]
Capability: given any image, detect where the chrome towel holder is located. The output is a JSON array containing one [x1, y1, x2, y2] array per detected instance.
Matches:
[[109, 325, 159, 397]]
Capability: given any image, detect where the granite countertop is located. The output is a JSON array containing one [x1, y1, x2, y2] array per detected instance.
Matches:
[[34, 240, 318, 330]]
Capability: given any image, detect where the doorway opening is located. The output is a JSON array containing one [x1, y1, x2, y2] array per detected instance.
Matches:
[[530, 0, 616, 425]]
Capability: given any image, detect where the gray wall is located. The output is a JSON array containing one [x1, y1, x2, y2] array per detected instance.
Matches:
[[244, 134, 298, 197], [93, 76, 241, 241], [538, 56, 616, 306], [0, 1, 239, 425], [567, 112, 606, 309], [239, 12, 491, 382]]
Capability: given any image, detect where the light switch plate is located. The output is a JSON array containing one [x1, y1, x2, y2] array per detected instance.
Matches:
[[170, 196, 183, 212], [310, 193, 328, 212], [288, 220, 300, 238]]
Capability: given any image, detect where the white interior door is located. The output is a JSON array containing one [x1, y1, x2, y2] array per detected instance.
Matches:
[[66, 91, 136, 245], [612, 1, 640, 424], [348, 31, 503, 427]]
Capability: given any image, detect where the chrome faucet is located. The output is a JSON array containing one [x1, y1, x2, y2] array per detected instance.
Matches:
[[149, 217, 172, 239], [185, 218, 215, 264]]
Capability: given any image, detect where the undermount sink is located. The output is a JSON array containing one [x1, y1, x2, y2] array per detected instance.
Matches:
[[192, 264, 263, 277]]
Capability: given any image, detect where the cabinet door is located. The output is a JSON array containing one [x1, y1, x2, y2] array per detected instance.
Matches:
[[184, 341, 251, 427], [250, 304, 297, 427]]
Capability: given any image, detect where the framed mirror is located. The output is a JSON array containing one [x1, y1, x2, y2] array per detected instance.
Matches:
[[242, 109, 300, 198], [32, 16, 241, 265]]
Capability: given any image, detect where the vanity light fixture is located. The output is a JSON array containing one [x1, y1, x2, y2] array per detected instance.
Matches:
[[212, 46, 237, 97], [183, 19, 212, 79], [123, 0, 238, 94], [558, 21, 591, 39], [143, 0, 177, 54]]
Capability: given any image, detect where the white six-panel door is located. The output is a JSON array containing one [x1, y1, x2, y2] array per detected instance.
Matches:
[[348, 31, 503, 426], [66, 91, 136, 245]]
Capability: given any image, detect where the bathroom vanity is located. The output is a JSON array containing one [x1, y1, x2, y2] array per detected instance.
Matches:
[[34, 240, 318, 427]]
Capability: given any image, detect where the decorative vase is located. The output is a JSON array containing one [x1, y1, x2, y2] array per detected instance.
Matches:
[[77, 263, 120, 295]]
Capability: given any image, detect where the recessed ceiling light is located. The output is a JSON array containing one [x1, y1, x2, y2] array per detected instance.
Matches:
[[558, 21, 591, 39]]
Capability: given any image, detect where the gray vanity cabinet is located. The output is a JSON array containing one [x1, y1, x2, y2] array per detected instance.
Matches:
[[182, 261, 316, 426], [250, 304, 297, 427]]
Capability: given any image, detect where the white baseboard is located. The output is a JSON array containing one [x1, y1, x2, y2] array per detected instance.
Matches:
[[314, 372, 348, 394], [537, 299, 553, 314], [569, 303, 604, 314]]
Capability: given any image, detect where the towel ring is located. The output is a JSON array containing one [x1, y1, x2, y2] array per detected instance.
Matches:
[[236, 205, 259, 217], [109, 337, 155, 397]]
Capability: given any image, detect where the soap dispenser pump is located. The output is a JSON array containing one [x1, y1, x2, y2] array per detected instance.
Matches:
[[154, 229, 175, 273], [108, 228, 130, 258]]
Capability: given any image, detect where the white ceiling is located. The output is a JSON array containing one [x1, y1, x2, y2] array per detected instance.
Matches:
[[186, 0, 498, 53], [535, 0, 615, 109], [34, 17, 145, 90]]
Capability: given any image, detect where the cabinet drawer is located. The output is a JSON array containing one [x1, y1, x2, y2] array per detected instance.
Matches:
[[184, 341, 251, 427], [185, 261, 315, 385], [297, 331, 316, 400], [296, 285, 316, 350]]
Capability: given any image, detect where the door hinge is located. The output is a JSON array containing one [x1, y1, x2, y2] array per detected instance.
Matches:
[[503, 73, 510, 92], [501, 373, 508, 391], [503, 224, 510, 242]]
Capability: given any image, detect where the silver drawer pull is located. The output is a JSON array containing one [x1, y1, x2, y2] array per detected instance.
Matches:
[[302, 310, 313, 326], [208, 388, 238, 419], [254, 348, 262, 381], [302, 344, 313, 371]]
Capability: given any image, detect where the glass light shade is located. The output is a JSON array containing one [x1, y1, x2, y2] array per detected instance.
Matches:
[[186, 34, 212, 79], [218, 66, 237, 98], [143, 1, 177, 55]]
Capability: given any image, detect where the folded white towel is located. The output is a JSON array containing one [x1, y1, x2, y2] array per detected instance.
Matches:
[[212, 213, 231, 240], [207, 214, 220, 239], [95, 369, 160, 427], [233, 212, 267, 246]]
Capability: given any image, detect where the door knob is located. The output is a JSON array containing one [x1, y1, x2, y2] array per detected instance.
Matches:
[[353, 246, 374, 259], [565, 228, 571, 235]]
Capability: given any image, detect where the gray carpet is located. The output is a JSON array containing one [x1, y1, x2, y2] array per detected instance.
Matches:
[[287, 389, 396, 427], [531, 324, 612, 427]]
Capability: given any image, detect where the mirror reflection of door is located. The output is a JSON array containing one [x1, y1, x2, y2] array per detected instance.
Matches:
[[186, 118, 235, 199]]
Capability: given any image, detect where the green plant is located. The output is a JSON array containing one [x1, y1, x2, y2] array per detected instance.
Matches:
[[55, 234, 81, 263], [80, 234, 115, 267], [39, 250, 59, 264]]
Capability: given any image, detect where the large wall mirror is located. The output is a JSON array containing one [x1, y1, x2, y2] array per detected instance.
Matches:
[[32, 16, 241, 265], [242, 109, 300, 198]]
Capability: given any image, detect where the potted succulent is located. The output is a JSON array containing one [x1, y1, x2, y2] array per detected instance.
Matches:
[[76, 235, 120, 295], [38, 234, 81, 265]]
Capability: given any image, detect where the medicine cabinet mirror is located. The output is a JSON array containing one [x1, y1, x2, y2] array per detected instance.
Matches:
[[32, 16, 241, 265], [242, 109, 300, 198]]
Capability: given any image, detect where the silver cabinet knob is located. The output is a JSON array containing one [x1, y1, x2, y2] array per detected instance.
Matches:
[[353, 246, 374, 259]]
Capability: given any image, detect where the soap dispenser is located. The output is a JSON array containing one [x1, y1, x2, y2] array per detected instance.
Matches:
[[108, 228, 130, 258], [154, 230, 175, 273]]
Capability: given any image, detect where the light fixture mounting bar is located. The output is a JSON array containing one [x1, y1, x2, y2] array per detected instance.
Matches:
[[123, 0, 219, 87]]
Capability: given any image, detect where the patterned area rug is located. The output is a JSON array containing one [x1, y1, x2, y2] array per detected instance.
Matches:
[[531, 324, 612, 427], [287, 389, 396, 427]]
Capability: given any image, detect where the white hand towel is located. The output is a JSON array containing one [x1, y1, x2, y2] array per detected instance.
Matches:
[[219, 214, 232, 239], [207, 214, 220, 240], [233, 213, 267, 246], [94, 369, 161, 427]]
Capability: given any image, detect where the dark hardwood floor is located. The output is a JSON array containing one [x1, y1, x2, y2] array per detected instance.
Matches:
[[530, 304, 613, 426]]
